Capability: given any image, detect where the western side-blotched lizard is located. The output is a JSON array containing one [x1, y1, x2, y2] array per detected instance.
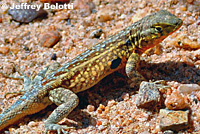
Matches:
[[0, 10, 182, 133]]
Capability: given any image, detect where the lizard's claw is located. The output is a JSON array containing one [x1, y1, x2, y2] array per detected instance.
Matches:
[[45, 124, 75, 134]]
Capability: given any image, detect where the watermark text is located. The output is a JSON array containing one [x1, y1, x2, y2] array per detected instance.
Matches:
[[0, 3, 73, 11]]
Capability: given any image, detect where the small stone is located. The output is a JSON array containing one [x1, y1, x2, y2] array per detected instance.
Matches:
[[28, 121, 38, 127], [2, 63, 15, 75], [104, 106, 110, 113], [96, 120, 102, 125], [40, 29, 61, 48], [54, 12, 70, 22], [89, 29, 103, 39], [97, 107, 102, 114], [182, 38, 200, 49], [187, 0, 194, 3], [119, 14, 127, 19], [99, 104, 105, 110], [121, 93, 130, 101], [170, 0, 178, 5], [8, 5, 47, 23], [159, 109, 189, 131], [178, 84, 200, 93], [93, 0, 101, 5], [0, 46, 9, 54], [107, 100, 116, 107], [136, 81, 161, 109], [97, 9, 114, 22], [74, 0, 95, 17], [196, 91, 200, 101], [163, 130, 174, 134], [10, 46, 20, 55], [87, 105, 95, 112], [51, 53, 57, 60], [179, 6, 187, 11], [165, 91, 189, 110]]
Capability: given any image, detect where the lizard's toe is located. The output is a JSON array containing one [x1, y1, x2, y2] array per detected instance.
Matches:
[[45, 124, 75, 134]]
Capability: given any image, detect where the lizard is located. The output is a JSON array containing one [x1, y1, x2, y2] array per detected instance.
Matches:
[[0, 10, 182, 133]]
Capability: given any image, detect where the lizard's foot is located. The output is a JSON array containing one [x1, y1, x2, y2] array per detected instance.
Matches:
[[45, 124, 75, 134], [142, 80, 170, 89], [1, 63, 32, 99], [0, 70, 24, 80], [0, 62, 28, 80]]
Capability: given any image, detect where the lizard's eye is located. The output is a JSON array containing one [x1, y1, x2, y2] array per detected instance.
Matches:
[[155, 26, 163, 32]]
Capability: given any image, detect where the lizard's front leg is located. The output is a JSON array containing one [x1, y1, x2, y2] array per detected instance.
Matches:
[[126, 52, 146, 87], [45, 88, 79, 134]]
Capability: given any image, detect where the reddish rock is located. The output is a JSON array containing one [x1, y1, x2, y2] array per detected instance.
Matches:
[[40, 29, 61, 48], [165, 91, 189, 110], [196, 91, 200, 101], [10, 46, 20, 55], [87, 105, 95, 112], [159, 109, 189, 131], [0, 46, 9, 54], [96, 9, 114, 22], [182, 38, 200, 49]]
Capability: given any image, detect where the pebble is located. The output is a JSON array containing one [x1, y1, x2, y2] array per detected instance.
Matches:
[[136, 81, 161, 109], [10, 46, 20, 55], [51, 53, 57, 60], [0, 46, 9, 54], [178, 84, 200, 93], [93, 0, 101, 5], [159, 109, 189, 131], [119, 14, 127, 19], [74, 0, 95, 17], [89, 29, 103, 39], [87, 105, 95, 112], [179, 6, 187, 11], [163, 130, 174, 134], [182, 38, 200, 49], [187, 0, 194, 3], [196, 91, 200, 101], [28, 121, 38, 127], [96, 9, 114, 22], [8, 5, 47, 23], [107, 100, 116, 107], [39, 29, 61, 48], [165, 91, 189, 110]]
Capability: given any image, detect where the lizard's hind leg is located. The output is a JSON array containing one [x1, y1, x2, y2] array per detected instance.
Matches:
[[45, 88, 79, 134]]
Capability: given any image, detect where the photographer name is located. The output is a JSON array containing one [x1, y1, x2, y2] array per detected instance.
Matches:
[[44, 3, 73, 10], [10, 3, 73, 11]]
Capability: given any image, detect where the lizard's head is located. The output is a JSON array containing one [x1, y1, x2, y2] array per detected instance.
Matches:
[[131, 10, 183, 54]]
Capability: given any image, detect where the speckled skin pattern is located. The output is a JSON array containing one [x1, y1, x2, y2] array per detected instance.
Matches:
[[0, 10, 182, 133]]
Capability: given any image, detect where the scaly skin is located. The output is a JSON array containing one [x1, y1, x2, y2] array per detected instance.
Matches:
[[0, 10, 182, 133]]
